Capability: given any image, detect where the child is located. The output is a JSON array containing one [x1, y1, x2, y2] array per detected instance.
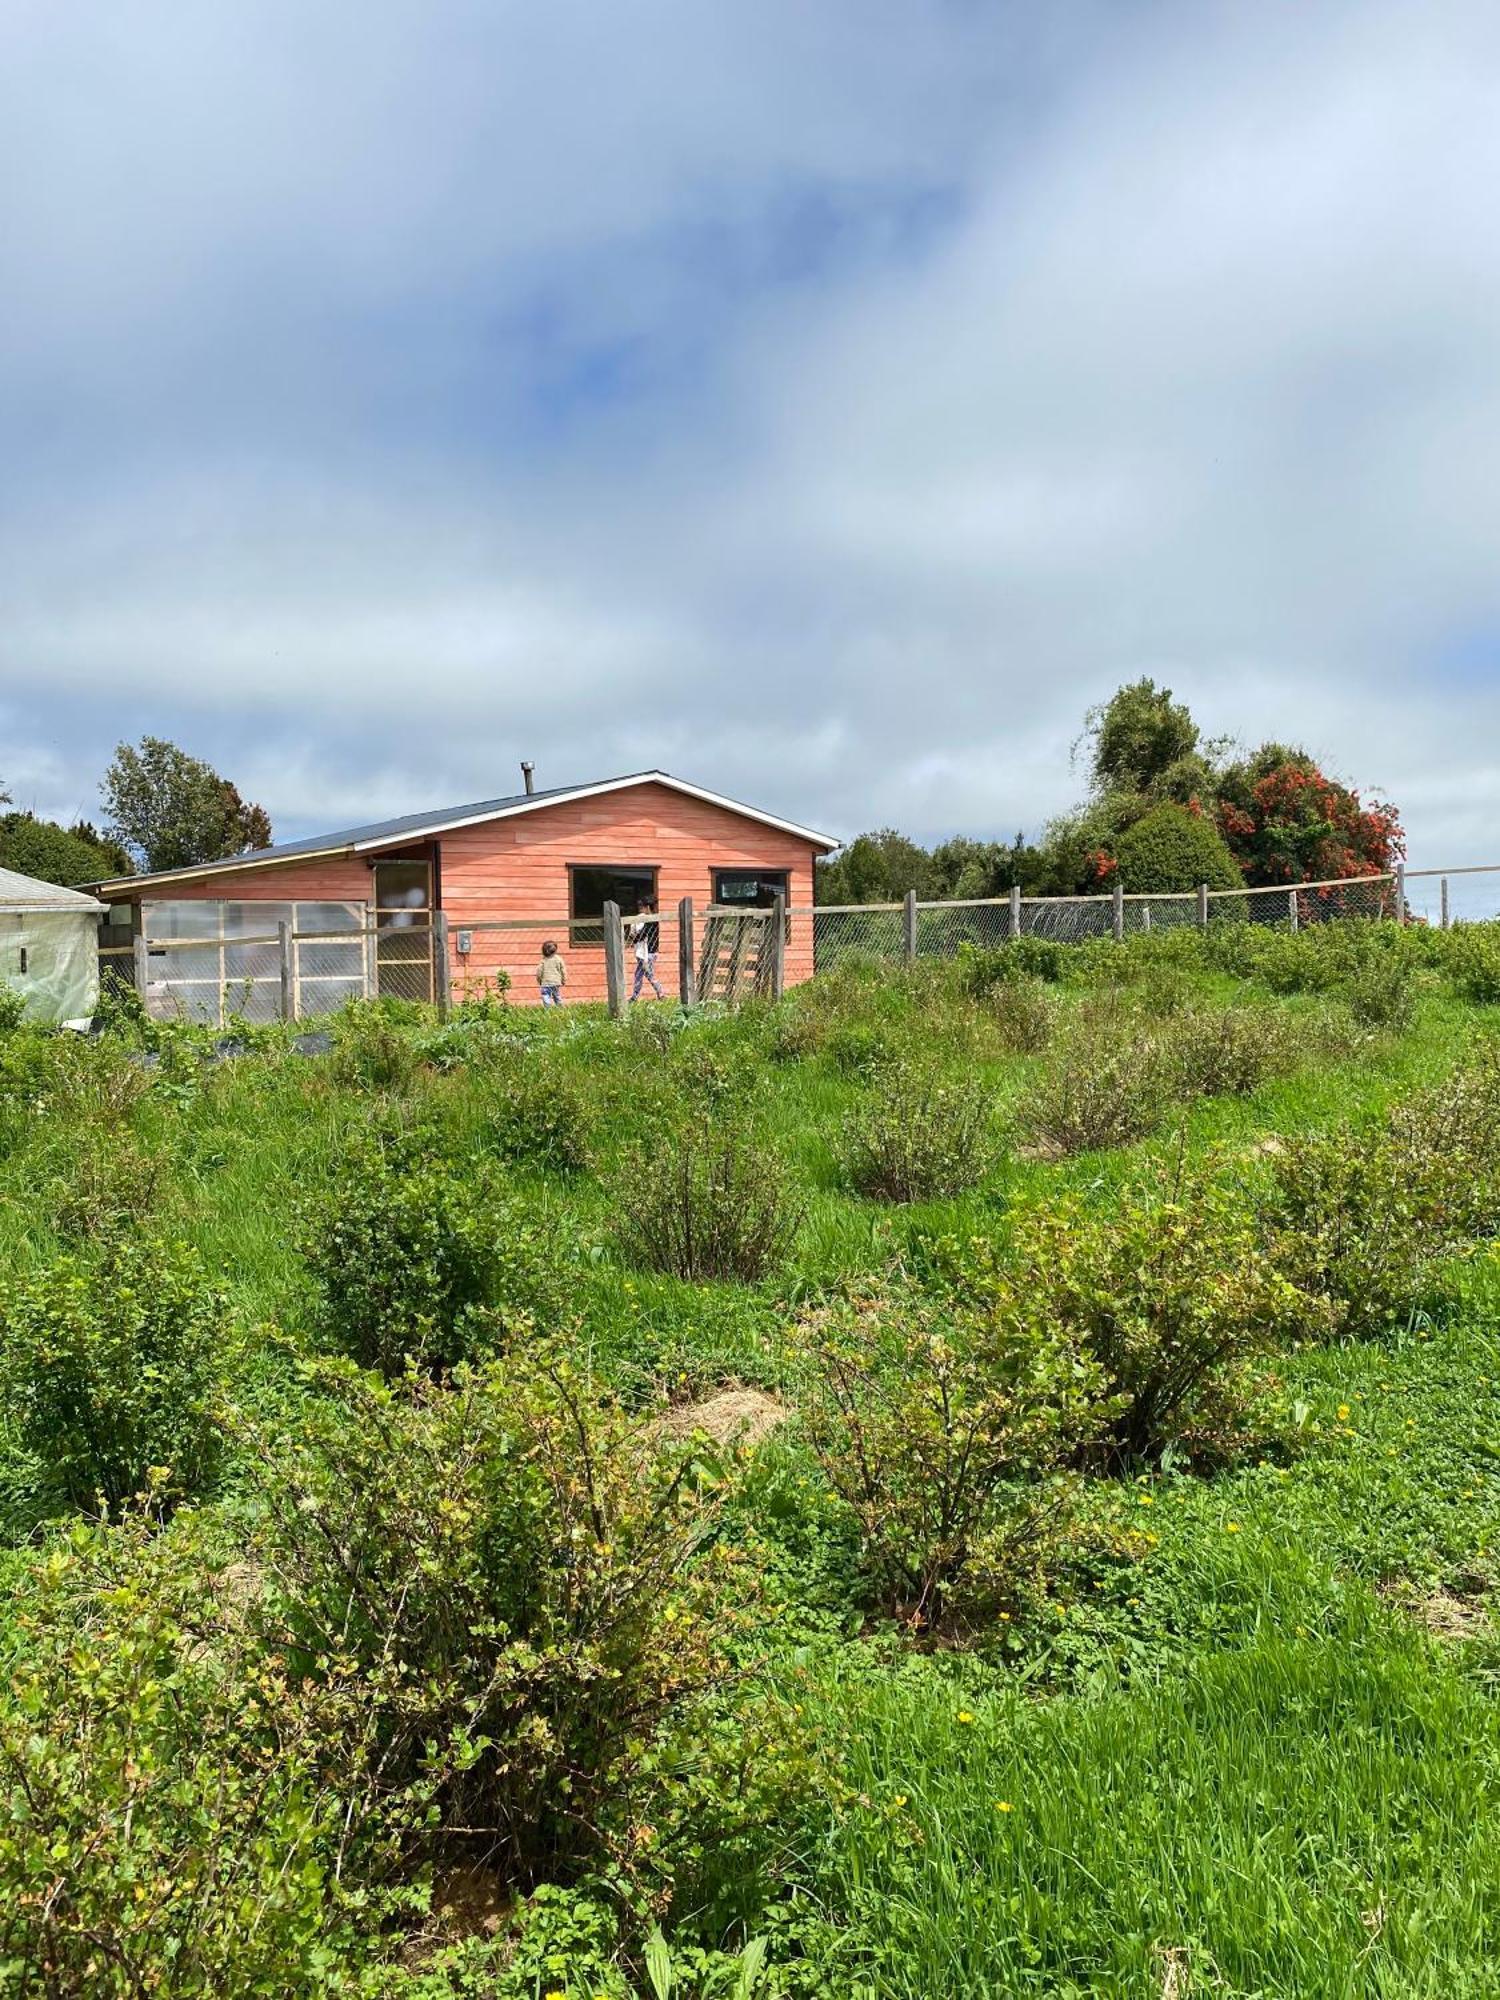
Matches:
[[535, 940, 567, 1005], [628, 898, 664, 1001]]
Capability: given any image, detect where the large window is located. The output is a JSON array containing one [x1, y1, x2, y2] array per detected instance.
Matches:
[[712, 868, 790, 909], [569, 864, 658, 947]]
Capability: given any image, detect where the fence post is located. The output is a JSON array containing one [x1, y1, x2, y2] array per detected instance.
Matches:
[[903, 888, 918, 966], [678, 896, 697, 1008], [1009, 883, 1022, 940], [769, 893, 787, 1000], [433, 912, 451, 1019], [132, 932, 150, 1001], [1394, 862, 1406, 924], [602, 901, 625, 1018], [278, 920, 295, 1021], [1112, 878, 1124, 943], [1142, 906, 1152, 933], [1197, 882, 1209, 929], [1287, 889, 1299, 934], [1441, 876, 1450, 930]]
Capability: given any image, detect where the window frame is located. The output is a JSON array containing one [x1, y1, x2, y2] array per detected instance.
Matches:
[[567, 862, 660, 949]]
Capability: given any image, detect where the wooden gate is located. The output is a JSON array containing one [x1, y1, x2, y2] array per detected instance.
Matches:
[[697, 906, 775, 1004]]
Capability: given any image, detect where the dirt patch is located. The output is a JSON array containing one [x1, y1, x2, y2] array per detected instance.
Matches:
[[658, 1386, 788, 1451], [1245, 1135, 1286, 1159], [1381, 1577, 1491, 1642]]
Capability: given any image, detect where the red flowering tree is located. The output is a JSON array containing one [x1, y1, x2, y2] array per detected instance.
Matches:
[[1214, 748, 1403, 886]]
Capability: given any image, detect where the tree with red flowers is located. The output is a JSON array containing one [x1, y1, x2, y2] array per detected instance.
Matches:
[[1214, 744, 1403, 886]]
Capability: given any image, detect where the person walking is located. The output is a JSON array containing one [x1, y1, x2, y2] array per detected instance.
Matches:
[[535, 939, 567, 1006], [628, 898, 664, 1001]]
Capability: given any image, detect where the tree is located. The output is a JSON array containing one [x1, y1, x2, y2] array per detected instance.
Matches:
[[1215, 745, 1403, 885], [1085, 678, 1201, 797], [102, 738, 272, 874], [0, 813, 134, 887], [1113, 803, 1241, 893], [816, 829, 936, 905]]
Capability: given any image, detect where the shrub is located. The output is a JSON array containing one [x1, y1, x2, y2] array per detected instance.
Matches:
[[0, 1517, 341, 1995], [1165, 1005, 1298, 1099], [793, 1286, 1106, 1625], [838, 1062, 997, 1202], [44, 1130, 166, 1245], [1251, 930, 1338, 996], [1261, 1045, 1500, 1340], [0, 1238, 226, 1514], [826, 1020, 898, 1078], [1343, 950, 1418, 1031], [1018, 1002, 1174, 1158], [612, 1127, 801, 1282], [479, 1058, 594, 1172], [958, 935, 1066, 995], [988, 975, 1056, 1054], [247, 1354, 745, 1889], [328, 998, 427, 1092], [1443, 924, 1500, 1005], [0, 983, 23, 1034], [955, 1156, 1302, 1467], [301, 1132, 538, 1375], [1113, 804, 1242, 894]]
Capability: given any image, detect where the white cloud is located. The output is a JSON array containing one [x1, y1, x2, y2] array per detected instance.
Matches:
[[4, 0, 1500, 863]]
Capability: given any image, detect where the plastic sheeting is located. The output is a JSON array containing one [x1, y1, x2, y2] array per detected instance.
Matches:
[[0, 910, 101, 1027]]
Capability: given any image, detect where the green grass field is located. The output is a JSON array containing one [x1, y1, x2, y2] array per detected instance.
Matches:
[[2, 921, 1499, 1997]]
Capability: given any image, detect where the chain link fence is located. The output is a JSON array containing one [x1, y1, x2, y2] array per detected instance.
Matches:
[[795, 869, 1429, 972]]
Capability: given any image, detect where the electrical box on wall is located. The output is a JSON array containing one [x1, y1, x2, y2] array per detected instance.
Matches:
[[456, 929, 473, 955]]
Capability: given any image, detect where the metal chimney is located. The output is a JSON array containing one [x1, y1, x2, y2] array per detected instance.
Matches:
[[520, 760, 535, 796]]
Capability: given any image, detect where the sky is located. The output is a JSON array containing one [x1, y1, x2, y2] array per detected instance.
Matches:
[[2, 0, 1499, 862]]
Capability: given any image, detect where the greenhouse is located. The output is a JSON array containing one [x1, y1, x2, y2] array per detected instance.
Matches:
[[0, 866, 106, 1027]]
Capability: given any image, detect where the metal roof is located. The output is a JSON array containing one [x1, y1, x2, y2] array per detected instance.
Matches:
[[0, 865, 108, 914], [91, 770, 838, 895]]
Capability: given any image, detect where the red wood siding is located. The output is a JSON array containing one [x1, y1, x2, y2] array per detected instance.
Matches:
[[440, 783, 815, 1003], [104, 783, 819, 1005]]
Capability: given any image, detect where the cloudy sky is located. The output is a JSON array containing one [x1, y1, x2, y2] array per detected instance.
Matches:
[[3, 0, 1498, 860]]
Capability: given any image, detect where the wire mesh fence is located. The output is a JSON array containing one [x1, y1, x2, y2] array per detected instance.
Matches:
[[97, 860, 1500, 1024], [794, 868, 1442, 971]]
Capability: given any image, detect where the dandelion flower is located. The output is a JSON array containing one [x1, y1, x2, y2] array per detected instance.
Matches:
[[1225, 1522, 1241, 1534], [995, 1800, 1013, 1812], [1337, 1404, 1351, 1422], [957, 1710, 975, 1725]]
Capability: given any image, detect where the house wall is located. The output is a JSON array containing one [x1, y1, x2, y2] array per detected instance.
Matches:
[[441, 781, 815, 1003], [106, 783, 818, 1005]]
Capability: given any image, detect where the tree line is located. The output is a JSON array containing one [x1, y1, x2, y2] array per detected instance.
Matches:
[[816, 680, 1403, 905], [0, 737, 272, 886]]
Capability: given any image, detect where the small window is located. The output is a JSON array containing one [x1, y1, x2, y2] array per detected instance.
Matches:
[[569, 864, 658, 947], [712, 868, 789, 909]]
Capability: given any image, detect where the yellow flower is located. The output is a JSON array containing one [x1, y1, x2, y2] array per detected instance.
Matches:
[[1225, 1522, 1241, 1534], [1138, 1493, 1154, 1506], [893, 1793, 908, 1808], [957, 1710, 975, 1725], [995, 1799, 1013, 1812], [1337, 1404, 1351, 1422]]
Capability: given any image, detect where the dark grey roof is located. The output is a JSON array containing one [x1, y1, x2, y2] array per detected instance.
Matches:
[[90, 777, 589, 891], [91, 770, 836, 894]]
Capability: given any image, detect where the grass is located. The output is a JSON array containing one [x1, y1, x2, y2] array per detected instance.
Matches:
[[2, 930, 1500, 1995]]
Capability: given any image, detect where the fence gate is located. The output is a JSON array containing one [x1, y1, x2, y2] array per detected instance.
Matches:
[[697, 906, 774, 1003]]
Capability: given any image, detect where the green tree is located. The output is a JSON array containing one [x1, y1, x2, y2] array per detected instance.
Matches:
[[1086, 678, 1202, 796], [1113, 803, 1242, 893], [102, 737, 272, 873], [0, 812, 132, 887], [817, 828, 936, 905]]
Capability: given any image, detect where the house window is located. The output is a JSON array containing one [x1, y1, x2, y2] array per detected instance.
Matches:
[[569, 864, 658, 947], [712, 868, 790, 909]]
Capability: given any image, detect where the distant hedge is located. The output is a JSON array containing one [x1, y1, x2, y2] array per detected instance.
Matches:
[[1114, 804, 1242, 895]]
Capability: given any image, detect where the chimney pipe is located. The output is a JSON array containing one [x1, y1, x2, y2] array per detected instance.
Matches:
[[520, 760, 535, 796]]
